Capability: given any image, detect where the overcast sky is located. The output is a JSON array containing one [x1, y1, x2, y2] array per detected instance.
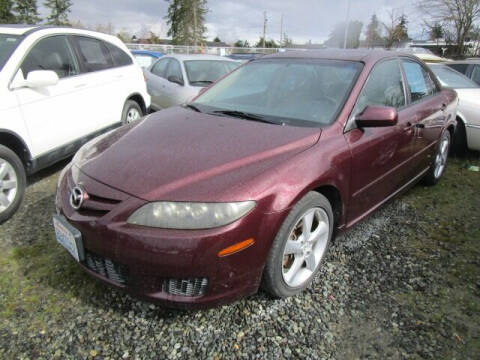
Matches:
[[39, 0, 424, 44]]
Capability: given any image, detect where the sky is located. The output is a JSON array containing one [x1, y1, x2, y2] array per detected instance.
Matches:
[[38, 0, 426, 44]]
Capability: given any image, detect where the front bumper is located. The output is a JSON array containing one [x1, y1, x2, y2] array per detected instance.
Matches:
[[56, 166, 287, 308]]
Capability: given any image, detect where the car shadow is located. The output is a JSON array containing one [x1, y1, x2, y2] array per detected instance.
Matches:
[[26, 157, 72, 187]]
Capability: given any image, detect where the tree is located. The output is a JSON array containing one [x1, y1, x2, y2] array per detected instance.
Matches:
[[365, 14, 382, 48], [44, 0, 72, 25], [325, 21, 363, 48], [429, 22, 444, 40], [393, 14, 409, 42], [14, 0, 40, 24], [165, 0, 208, 46], [383, 11, 409, 48], [0, 0, 15, 23], [213, 36, 221, 42], [255, 37, 278, 48], [233, 40, 249, 47], [417, 0, 480, 55]]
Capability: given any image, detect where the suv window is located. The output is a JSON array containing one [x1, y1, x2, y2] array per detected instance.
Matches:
[[353, 59, 406, 116], [151, 58, 170, 78], [165, 59, 183, 82], [74, 36, 113, 72], [401, 59, 436, 102], [105, 42, 133, 67], [20, 35, 79, 79]]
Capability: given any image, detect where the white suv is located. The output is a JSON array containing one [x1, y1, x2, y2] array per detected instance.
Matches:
[[0, 25, 150, 223]]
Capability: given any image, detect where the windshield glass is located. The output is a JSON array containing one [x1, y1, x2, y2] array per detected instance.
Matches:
[[430, 65, 478, 88], [192, 59, 363, 127], [0, 34, 21, 71], [184, 60, 239, 86]]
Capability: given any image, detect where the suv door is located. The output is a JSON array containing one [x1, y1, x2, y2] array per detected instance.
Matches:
[[145, 57, 170, 110], [345, 58, 413, 224], [13, 35, 87, 157]]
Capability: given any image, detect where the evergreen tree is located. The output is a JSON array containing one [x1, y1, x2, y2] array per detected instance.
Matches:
[[365, 14, 382, 48], [430, 23, 443, 40], [14, 0, 40, 24], [393, 14, 409, 43], [44, 0, 72, 25], [0, 0, 15, 23], [166, 0, 208, 46]]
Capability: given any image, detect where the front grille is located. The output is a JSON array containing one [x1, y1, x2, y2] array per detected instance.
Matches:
[[162, 278, 208, 297], [84, 252, 128, 285]]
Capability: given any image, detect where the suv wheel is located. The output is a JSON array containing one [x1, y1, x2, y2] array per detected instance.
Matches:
[[0, 145, 26, 224], [122, 100, 143, 125]]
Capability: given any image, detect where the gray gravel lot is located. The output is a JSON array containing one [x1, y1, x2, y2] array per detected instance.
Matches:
[[0, 159, 479, 359]]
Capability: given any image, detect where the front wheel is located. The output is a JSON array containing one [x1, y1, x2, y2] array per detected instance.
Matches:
[[121, 100, 143, 125], [262, 192, 333, 298], [0, 145, 26, 224], [423, 130, 451, 186]]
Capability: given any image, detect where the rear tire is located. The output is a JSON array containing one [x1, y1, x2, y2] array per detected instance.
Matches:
[[423, 130, 450, 186], [121, 100, 143, 125], [261, 192, 333, 298], [451, 120, 467, 156], [0, 145, 26, 224]]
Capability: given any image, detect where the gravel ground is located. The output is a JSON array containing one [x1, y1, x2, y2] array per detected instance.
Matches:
[[0, 157, 479, 359]]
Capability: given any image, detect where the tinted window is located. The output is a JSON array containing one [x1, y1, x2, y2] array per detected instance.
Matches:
[[471, 65, 480, 85], [166, 59, 183, 82], [21, 35, 78, 79], [75, 36, 113, 72], [105, 43, 132, 67], [430, 65, 479, 88], [402, 59, 436, 102], [0, 34, 21, 71], [447, 63, 469, 75], [193, 59, 363, 127], [353, 59, 405, 115], [151, 58, 169, 78], [184, 60, 238, 86]]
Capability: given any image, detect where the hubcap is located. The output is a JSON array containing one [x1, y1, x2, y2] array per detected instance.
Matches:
[[0, 158, 18, 213], [126, 108, 140, 123], [434, 134, 449, 179], [282, 207, 330, 287]]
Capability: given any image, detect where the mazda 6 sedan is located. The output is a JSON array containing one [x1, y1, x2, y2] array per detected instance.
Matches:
[[54, 50, 457, 308]]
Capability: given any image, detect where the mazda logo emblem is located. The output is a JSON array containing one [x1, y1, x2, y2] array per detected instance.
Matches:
[[70, 186, 87, 210]]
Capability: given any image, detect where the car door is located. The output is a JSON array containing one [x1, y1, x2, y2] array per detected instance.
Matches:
[[345, 58, 416, 225], [13, 35, 88, 157], [162, 58, 187, 107], [145, 57, 170, 109]]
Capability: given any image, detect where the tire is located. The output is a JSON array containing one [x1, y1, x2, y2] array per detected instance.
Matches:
[[0, 145, 26, 224], [451, 120, 467, 156], [423, 130, 451, 186], [262, 192, 333, 298], [121, 100, 143, 125]]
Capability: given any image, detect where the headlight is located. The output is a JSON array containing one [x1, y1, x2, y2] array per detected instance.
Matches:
[[127, 201, 256, 229]]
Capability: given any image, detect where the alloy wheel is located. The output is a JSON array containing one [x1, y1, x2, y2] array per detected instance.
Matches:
[[126, 108, 141, 123], [434, 133, 450, 179], [0, 158, 18, 213]]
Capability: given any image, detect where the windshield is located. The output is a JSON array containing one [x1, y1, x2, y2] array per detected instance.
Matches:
[[184, 60, 239, 86], [192, 59, 363, 127], [430, 65, 478, 88], [0, 34, 21, 71]]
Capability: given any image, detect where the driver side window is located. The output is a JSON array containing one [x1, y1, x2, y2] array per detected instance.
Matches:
[[165, 59, 183, 83], [353, 59, 406, 118], [151, 58, 170, 79]]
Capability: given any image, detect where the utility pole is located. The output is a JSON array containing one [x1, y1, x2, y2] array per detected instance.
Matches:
[[193, 0, 197, 47], [280, 14, 283, 45], [262, 10, 267, 48], [343, 0, 351, 49]]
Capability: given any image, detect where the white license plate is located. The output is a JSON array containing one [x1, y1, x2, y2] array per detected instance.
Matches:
[[53, 215, 84, 262]]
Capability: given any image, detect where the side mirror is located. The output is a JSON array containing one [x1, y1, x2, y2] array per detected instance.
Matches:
[[21, 70, 59, 88], [167, 75, 184, 86], [355, 105, 398, 127]]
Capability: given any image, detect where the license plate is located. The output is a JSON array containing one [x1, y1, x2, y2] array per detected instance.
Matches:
[[53, 215, 84, 262]]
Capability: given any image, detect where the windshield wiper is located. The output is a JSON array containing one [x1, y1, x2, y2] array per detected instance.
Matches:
[[184, 104, 202, 112], [211, 110, 281, 125]]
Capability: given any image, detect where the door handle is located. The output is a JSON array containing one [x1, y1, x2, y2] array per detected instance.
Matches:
[[403, 122, 414, 132]]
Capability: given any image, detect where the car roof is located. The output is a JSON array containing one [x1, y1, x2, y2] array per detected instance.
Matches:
[[447, 59, 480, 64], [131, 49, 163, 57], [0, 24, 38, 35], [261, 49, 417, 64], [163, 54, 237, 62]]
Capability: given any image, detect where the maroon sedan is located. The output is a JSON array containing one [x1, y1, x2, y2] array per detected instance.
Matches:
[[54, 50, 457, 308]]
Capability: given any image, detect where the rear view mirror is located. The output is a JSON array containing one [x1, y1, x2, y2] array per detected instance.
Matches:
[[167, 75, 184, 86], [355, 105, 398, 127], [16, 70, 59, 88]]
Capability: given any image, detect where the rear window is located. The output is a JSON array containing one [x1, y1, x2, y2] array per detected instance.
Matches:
[[430, 65, 479, 88], [74, 36, 113, 72], [184, 60, 238, 86], [0, 34, 21, 71], [105, 43, 133, 67]]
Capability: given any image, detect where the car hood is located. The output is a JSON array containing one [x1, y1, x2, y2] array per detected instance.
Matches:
[[77, 107, 321, 202]]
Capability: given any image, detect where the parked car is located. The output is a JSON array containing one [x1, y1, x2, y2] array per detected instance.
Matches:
[[429, 63, 480, 152], [144, 54, 238, 110], [131, 49, 164, 68], [0, 25, 150, 223], [55, 50, 457, 308], [444, 59, 480, 85], [397, 47, 450, 63]]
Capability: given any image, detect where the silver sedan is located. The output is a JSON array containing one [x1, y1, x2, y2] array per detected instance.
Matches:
[[145, 54, 239, 111], [429, 64, 480, 152]]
